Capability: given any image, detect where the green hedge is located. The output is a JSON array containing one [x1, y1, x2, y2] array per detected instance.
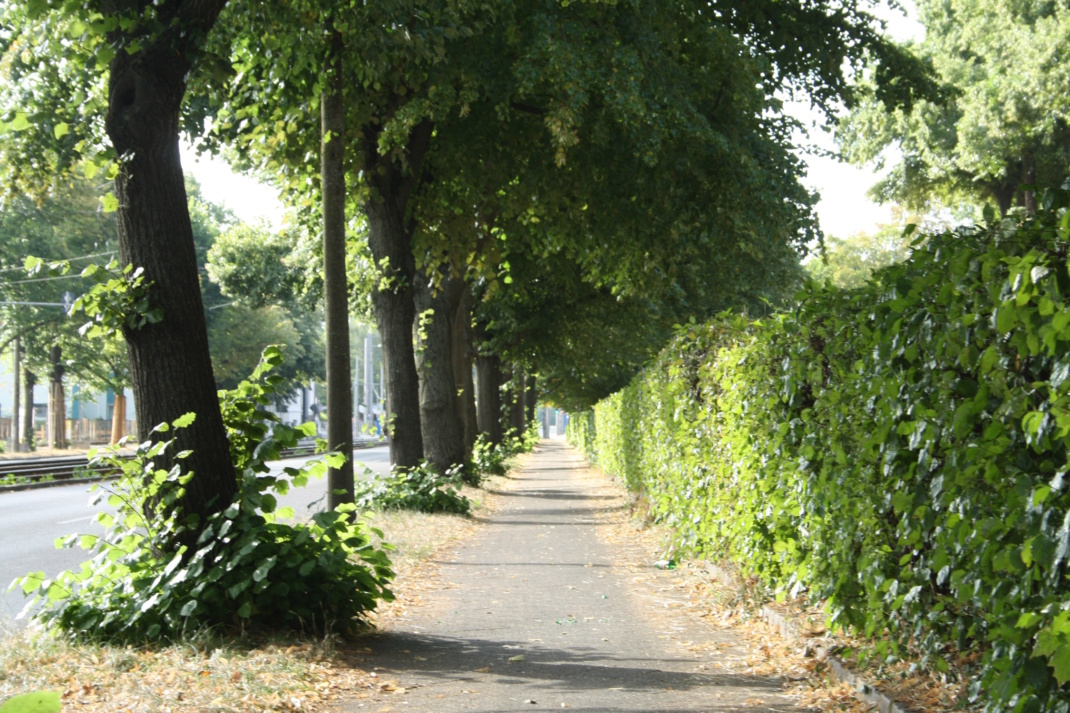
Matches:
[[569, 188, 1070, 712]]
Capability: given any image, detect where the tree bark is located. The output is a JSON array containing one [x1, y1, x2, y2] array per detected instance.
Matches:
[[508, 369, 526, 435], [524, 372, 538, 429], [451, 289, 478, 458], [361, 121, 433, 469], [475, 348, 503, 446], [1021, 153, 1038, 215], [321, 29, 354, 507], [104, 1, 236, 527], [22, 370, 35, 452], [48, 346, 67, 449], [414, 269, 466, 473]]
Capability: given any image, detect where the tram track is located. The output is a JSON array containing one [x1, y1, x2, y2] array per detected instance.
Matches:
[[0, 440, 383, 490]]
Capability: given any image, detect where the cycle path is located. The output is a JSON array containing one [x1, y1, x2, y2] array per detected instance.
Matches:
[[334, 439, 808, 712]]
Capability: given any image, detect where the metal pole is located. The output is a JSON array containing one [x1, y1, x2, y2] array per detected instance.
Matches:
[[11, 336, 19, 452], [364, 334, 374, 433]]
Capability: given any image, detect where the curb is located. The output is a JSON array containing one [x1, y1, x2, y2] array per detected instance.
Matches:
[[0, 475, 115, 494], [703, 562, 913, 713]]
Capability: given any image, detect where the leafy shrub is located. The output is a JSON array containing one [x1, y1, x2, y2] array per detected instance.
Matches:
[[355, 462, 471, 514], [572, 187, 1070, 712], [16, 347, 394, 642], [470, 424, 540, 478], [352, 421, 540, 514]]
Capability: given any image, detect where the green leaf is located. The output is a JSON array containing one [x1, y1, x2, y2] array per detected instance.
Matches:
[[10, 113, 31, 132], [100, 192, 119, 213], [1035, 624, 1070, 685], [996, 304, 1018, 333], [0, 691, 62, 713], [1016, 612, 1043, 629], [53, 122, 69, 139], [172, 413, 196, 429], [252, 556, 276, 582]]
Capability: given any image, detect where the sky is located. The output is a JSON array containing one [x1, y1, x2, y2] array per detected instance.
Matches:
[[181, 1, 925, 241]]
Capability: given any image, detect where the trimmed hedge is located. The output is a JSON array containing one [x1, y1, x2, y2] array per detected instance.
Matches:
[[569, 188, 1070, 712]]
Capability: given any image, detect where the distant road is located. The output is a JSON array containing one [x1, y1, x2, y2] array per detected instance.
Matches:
[[0, 445, 392, 630]]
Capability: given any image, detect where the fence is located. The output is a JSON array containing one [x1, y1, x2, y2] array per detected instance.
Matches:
[[1, 418, 137, 449]]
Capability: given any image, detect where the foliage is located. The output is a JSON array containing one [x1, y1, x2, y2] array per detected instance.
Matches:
[[206, 223, 314, 311], [66, 259, 163, 338], [0, 180, 125, 394], [839, 0, 1070, 215], [207, 304, 304, 390], [353, 421, 540, 513], [804, 226, 914, 290], [203, 217, 326, 394], [572, 185, 1070, 712], [354, 463, 471, 515], [469, 425, 539, 479], [16, 348, 394, 642]]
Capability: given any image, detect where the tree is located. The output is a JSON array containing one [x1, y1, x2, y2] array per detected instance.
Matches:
[[196, 0, 930, 475], [0, 180, 120, 449], [1, 2, 238, 528], [205, 222, 327, 397], [805, 226, 914, 290], [839, 0, 1070, 216]]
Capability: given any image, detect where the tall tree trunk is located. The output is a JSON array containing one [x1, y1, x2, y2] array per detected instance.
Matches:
[[22, 370, 35, 452], [11, 336, 19, 452], [361, 121, 433, 469], [104, 2, 236, 527], [48, 346, 66, 449], [475, 350, 503, 446], [1021, 153, 1038, 215], [508, 369, 526, 435], [524, 372, 537, 428], [321, 29, 354, 507], [414, 270, 466, 473], [451, 289, 478, 457], [111, 391, 127, 444]]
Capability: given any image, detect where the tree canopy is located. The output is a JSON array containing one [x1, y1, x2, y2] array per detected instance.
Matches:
[[839, 0, 1070, 215]]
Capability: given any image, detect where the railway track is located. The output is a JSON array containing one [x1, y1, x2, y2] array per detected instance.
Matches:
[[0, 440, 383, 488]]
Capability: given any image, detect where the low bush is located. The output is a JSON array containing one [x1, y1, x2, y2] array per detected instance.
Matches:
[[352, 422, 540, 514], [470, 425, 537, 478], [16, 347, 394, 642], [354, 462, 471, 514], [571, 187, 1070, 712]]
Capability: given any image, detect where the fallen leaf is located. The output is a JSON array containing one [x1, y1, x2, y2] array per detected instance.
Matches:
[[508, 655, 527, 663], [474, 667, 490, 673]]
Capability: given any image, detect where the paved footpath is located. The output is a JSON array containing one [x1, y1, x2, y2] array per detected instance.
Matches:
[[334, 440, 808, 712]]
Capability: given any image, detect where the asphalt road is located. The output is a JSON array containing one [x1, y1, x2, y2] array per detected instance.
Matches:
[[0, 445, 392, 629]]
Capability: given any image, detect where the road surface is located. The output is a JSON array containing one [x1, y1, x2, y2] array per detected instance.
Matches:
[[0, 446, 392, 629]]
